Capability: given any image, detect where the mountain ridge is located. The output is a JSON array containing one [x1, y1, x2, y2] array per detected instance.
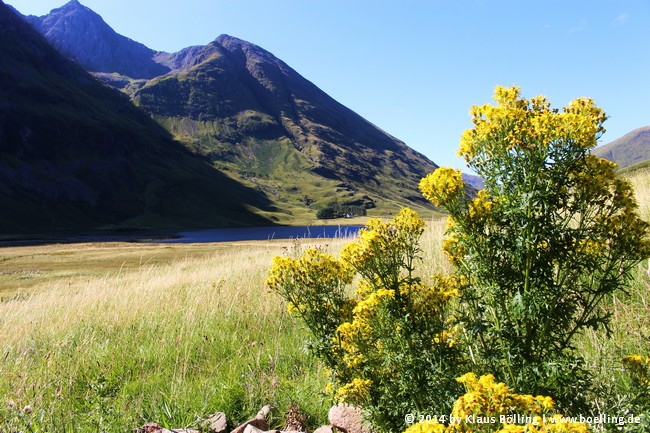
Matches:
[[593, 126, 650, 170], [23, 0, 170, 79]]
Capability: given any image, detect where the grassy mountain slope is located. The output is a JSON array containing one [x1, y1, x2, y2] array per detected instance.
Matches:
[[132, 35, 438, 219], [592, 126, 650, 170], [0, 1, 276, 232]]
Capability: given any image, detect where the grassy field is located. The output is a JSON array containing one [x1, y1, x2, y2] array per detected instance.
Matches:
[[1, 170, 649, 432], [0, 239, 341, 431]]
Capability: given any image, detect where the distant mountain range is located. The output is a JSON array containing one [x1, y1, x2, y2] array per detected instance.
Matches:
[[12, 0, 439, 230], [593, 126, 650, 170]]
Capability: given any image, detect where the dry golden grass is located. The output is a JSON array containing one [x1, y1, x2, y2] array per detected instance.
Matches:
[[0, 237, 354, 431]]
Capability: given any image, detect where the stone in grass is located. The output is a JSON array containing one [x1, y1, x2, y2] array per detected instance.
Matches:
[[204, 412, 228, 433], [328, 404, 371, 433], [230, 406, 272, 433], [134, 422, 200, 433], [313, 426, 334, 433], [256, 405, 272, 420]]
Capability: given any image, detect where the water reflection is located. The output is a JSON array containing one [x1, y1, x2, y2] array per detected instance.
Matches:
[[161, 225, 363, 243]]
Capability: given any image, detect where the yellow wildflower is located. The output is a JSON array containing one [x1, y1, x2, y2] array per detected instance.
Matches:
[[420, 167, 465, 207], [468, 190, 495, 221], [457, 85, 607, 165], [623, 354, 650, 386], [334, 378, 372, 404], [404, 419, 446, 433]]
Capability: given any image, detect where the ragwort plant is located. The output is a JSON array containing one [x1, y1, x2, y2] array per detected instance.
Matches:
[[267, 209, 464, 433], [403, 373, 589, 433], [268, 85, 649, 433], [420, 86, 650, 412], [621, 354, 650, 429]]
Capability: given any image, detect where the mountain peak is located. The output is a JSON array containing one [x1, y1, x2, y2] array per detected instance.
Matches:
[[0, 0, 274, 230], [215, 34, 255, 51], [54, 0, 94, 16], [26, 0, 169, 79], [593, 126, 650, 169]]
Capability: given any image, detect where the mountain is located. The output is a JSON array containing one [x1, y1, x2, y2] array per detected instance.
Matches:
[[0, 0, 275, 232], [21, 1, 439, 220], [462, 173, 484, 190], [22, 0, 169, 79], [593, 126, 650, 170]]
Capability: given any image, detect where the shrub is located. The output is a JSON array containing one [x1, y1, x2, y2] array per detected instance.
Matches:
[[268, 209, 464, 432], [420, 86, 650, 411], [268, 85, 650, 432], [316, 202, 367, 219]]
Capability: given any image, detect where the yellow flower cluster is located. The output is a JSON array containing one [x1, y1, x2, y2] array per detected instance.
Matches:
[[334, 378, 373, 405], [419, 167, 465, 207], [339, 208, 425, 272], [458, 85, 606, 164], [403, 373, 589, 433], [433, 328, 457, 347], [468, 190, 495, 221], [623, 354, 650, 386], [402, 276, 459, 322], [336, 288, 396, 371], [267, 248, 353, 296], [442, 217, 466, 265], [353, 288, 396, 316], [267, 248, 354, 329], [569, 155, 619, 201], [453, 373, 515, 417]]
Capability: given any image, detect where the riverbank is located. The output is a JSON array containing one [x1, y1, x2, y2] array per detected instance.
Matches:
[[0, 216, 371, 247]]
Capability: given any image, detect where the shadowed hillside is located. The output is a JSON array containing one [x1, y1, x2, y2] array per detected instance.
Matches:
[[0, 1, 276, 232]]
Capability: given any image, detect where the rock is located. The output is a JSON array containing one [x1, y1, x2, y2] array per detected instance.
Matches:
[[314, 426, 334, 433], [256, 405, 272, 420], [205, 412, 228, 433], [134, 423, 199, 433], [328, 404, 370, 433], [231, 417, 269, 433], [243, 425, 266, 433]]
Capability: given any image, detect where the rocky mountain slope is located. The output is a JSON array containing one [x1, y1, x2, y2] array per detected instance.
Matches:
[[593, 126, 650, 170], [23, 0, 168, 79], [0, 0, 274, 232], [21, 1, 439, 220]]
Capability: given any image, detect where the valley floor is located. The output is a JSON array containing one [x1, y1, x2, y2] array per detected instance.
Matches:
[[1, 166, 650, 431]]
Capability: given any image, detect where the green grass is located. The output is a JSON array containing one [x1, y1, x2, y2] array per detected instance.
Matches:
[[0, 240, 339, 432]]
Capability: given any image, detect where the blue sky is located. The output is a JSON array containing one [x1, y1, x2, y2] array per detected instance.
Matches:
[[9, 0, 650, 171]]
